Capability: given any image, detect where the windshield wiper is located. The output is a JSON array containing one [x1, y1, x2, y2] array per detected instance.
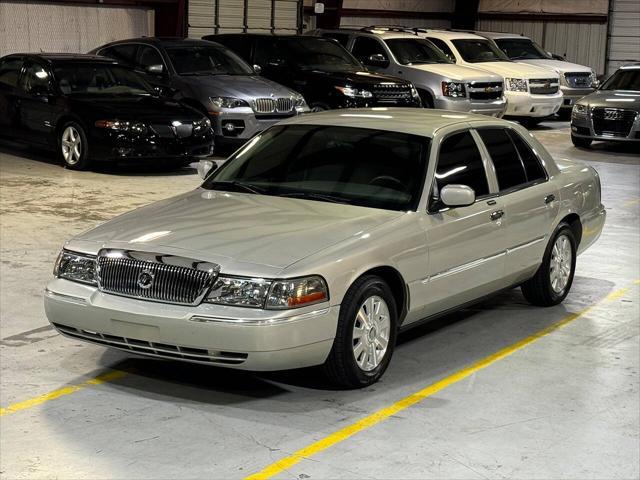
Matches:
[[207, 180, 266, 194], [279, 191, 351, 204]]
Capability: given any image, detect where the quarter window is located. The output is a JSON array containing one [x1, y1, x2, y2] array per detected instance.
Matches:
[[507, 130, 547, 182], [0, 58, 23, 88], [478, 128, 527, 191], [435, 131, 489, 199]]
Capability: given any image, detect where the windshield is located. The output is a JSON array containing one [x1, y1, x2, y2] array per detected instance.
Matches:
[[278, 38, 363, 71], [54, 64, 152, 96], [166, 46, 254, 75], [386, 38, 453, 65], [203, 124, 429, 211], [495, 38, 550, 60], [600, 69, 640, 91], [452, 39, 510, 63]]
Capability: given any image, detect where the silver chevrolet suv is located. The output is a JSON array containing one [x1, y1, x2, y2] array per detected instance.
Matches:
[[308, 27, 506, 117], [92, 38, 309, 148]]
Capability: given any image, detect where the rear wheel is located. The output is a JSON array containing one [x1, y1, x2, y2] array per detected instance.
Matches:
[[521, 224, 577, 306], [310, 103, 330, 112], [59, 122, 90, 170], [323, 275, 397, 388], [571, 134, 592, 148]]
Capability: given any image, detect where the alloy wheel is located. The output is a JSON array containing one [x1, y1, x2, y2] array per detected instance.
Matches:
[[550, 234, 573, 293], [352, 295, 391, 371], [61, 126, 82, 165]]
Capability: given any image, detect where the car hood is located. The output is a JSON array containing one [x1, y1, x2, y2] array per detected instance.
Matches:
[[178, 74, 299, 100], [298, 68, 409, 86], [405, 63, 502, 82], [465, 61, 558, 79], [515, 59, 592, 74], [70, 95, 203, 122], [69, 189, 401, 275], [577, 89, 640, 108]]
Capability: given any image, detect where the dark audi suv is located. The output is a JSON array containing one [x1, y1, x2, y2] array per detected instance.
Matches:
[[205, 34, 422, 111], [0, 54, 214, 170]]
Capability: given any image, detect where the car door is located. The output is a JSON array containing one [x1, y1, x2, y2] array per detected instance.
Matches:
[[16, 60, 58, 145], [475, 126, 559, 281], [415, 128, 508, 320], [0, 57, 24, 139]]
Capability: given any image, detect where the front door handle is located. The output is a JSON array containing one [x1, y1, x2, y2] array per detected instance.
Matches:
[[545, 194, 556, 204], [490, 209, 504, 221]]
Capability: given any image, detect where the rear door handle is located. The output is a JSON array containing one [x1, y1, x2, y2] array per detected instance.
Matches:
[[545, 194, 556, 204], [490, 209, 504, 221]]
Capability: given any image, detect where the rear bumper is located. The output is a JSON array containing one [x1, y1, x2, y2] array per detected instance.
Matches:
[[44, 278, 338, 371], [504, 91, 563, 117], [434, 96, 506, 117]]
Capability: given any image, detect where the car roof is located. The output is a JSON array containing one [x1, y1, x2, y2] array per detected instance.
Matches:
[[213, 33, 322, 40], [105, 37, 216, 48], [276, 108, 501, 137], [620, 63, 640, 70], [421, 30, 486, 40], [314, 27, 422, 40], [2, 53, 117, 64], [472, 30, 526, 40]]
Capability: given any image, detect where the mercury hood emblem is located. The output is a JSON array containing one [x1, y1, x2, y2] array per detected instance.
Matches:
[[137, 269, 155, 289]]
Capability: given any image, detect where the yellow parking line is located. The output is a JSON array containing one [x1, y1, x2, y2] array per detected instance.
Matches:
[[0, 369, 129, 417], [245, 283, 637, 480]]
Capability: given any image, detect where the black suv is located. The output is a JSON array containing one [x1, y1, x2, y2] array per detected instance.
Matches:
[[204, 34, 422, 111]]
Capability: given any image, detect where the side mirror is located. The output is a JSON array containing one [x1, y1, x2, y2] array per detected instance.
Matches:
[[591, 79, 601, 89], [146, 64, 164, 75], [365, 53, 389, 68], [440, 184, 476, 207], [253, 64, 262, 74], [197, 160, 216, 179]]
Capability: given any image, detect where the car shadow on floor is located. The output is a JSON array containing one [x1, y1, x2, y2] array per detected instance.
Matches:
[[0, 140, 201, 177], [47, 275, 616, 414]]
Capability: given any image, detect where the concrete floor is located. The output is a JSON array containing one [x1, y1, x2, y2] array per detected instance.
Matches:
[[0, 121, 638, 479]]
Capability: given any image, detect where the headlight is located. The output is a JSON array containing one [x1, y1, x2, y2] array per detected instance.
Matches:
[[95, 120, 147, 134], [334, 86, 373, 98], [193, 117, 211, 134], [505, 78, 528, 92], [205, 276, 271, 307], [266, 276, 328, 309], [54, 250, 97, 286], [572, 103, 588, 115], [204, 275, 329, 309], [441, 81, 466, 98], [210, 96, 250, 109], [410, 85, 420, 100]]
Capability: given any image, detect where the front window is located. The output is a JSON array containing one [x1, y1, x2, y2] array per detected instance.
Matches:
[[386, 38, 453, 65], [203, 125, 429, 212], [54, 64, 152, 96], [452, 39, 510, 63], [600, 68, 640, 91], [277, 38, 364, 72], [165, 46, 254, 76], [494, 38, 550, 60]]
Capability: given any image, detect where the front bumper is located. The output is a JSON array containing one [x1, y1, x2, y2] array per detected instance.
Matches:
[[91, 128, 215, 161], [434, 96, 506, 117], [559, 86, 594, 109], [44, 278, 338, 371], [571, 111, 640, 142], [504, 91, 563, 117], [211, 108, 302, 142]]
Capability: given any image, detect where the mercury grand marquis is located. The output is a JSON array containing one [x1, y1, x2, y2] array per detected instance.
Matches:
[[45, 109, 605, 388]]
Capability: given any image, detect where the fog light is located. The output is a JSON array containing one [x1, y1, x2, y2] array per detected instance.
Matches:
[[225, 123, 235, 132]]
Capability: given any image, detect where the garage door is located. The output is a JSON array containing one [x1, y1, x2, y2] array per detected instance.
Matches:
[[188, 0, 301, 38], [0, 1, 154, 57], [607, 0, 640, 73]]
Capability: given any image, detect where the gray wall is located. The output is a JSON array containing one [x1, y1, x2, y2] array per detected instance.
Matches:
[[607, 0, 640, 73], [0, 1, 154, 57]]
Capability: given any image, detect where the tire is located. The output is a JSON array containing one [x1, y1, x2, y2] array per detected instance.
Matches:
[[418, 90, 434, 108], [323, 275, 397, 388], [59, 121, 90, 170], [557, 109, 571, 121], [310, 103, 330, 112], [571, 134, 592, 148], [521, 223, 577, 307]]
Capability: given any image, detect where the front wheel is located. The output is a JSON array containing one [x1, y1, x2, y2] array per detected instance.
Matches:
[[571, 134, 592, 148], [59, 122, 90, 170], [323, 275, 397, 388], [521, 224, 577, 306]]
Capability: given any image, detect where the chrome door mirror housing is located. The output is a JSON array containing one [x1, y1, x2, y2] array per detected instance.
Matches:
[[440, 184, 476, 207], [197, 160, 216, 179], [253, 64, 262, 74], [146, 64, 164, 75]]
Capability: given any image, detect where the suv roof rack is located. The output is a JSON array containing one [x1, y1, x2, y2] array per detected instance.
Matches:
[[359, 25, 421, 35]]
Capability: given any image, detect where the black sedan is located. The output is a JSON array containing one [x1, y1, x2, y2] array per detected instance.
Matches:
[[0, 54, 215, 170]]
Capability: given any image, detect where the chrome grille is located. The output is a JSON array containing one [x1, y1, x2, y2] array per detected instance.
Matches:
[[372, 83, 412, 103], [96, 250, 219, 305], [564, 72, 592, 88], [592, 107, 637, 138], [529, 78, 559, 95], [253, 97, 294, 114], [467, 81, 503, 100]]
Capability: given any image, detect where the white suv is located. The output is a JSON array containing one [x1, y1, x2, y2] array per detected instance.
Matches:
[[421, 30, 563, 124], [308, 27, 507, 117]]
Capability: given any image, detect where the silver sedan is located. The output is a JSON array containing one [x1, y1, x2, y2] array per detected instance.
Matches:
[[45, 109, 605, 388]]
